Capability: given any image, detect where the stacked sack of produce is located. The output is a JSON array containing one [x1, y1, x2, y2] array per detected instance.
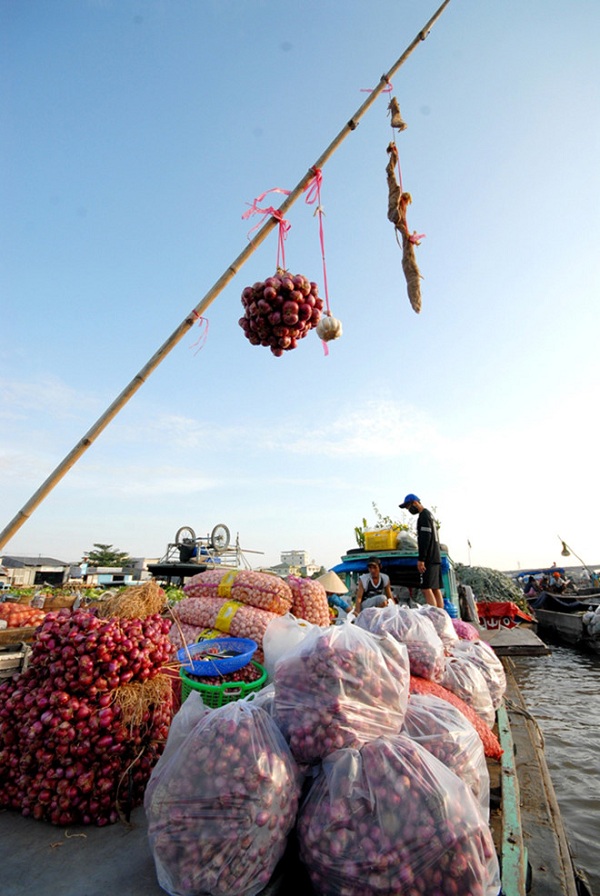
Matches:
[[583, 605, 600, 636], [272, 622, 410, 765], [297, 734, 501, 896], [286, 576, 331, 625], [452, 618, 481, 640], [145, 616, 504, 896], [416, 603, 459, 648], [172, 569, 331, 660], [409, 675, 503, 760], [400, 692, 490, 820], [145, 695, 302, 896], [446, 639, 507, 710], [0, 582, 174, 826], [355, 604, 446, 681], [440, 652, 496, 727]]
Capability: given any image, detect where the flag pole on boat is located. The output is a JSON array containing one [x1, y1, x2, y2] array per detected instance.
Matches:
[[0, 0, 452, 551]]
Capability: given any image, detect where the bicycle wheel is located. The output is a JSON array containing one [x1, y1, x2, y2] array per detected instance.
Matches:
[[210, 524, 230, 553], [175, 526, 196, 545]]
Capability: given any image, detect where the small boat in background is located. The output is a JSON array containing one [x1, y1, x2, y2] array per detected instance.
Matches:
[[528, 591, 600, 654]]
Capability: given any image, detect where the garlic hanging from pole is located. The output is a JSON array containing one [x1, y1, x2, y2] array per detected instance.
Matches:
[[316, 311, 343, 342]]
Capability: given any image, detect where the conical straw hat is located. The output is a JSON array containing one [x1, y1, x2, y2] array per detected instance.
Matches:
[[316, 570, 348, 594]]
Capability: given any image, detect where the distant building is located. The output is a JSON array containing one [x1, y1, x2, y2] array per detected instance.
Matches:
[[263, 551, 321, 579], [0, 556, 70, 588]]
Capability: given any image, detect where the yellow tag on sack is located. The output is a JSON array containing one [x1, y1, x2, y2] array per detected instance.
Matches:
[[217, 569, 239, 598], [215, 599, 244, 632]]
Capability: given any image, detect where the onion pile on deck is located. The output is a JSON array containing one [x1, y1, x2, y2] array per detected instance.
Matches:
[[238, 271, 324, 356], [0, 586, 174, 826]]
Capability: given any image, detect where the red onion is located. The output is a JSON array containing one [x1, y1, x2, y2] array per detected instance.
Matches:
[[441, 654, 496, 727], [448, 640, 507, 709]]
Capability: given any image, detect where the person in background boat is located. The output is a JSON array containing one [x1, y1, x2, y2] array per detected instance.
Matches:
[[354, 558, 394, 614], [550, 571, 569, 594], [316, 570, 352, 620], [523, 575, 541, 597], [399, 493, 444, 609]]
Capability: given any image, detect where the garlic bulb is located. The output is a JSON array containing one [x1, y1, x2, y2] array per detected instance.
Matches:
[[316, 312, 343, 342]]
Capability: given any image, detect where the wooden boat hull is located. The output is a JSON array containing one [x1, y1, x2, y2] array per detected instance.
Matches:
[[534, 608, 600, 653]]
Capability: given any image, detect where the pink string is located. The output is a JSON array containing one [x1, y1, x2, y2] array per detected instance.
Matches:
[[189, 311, 209, 355], [392, 145, 426, 246], [242, 187, 292, 269], [361, 79, 393, 93], [304, 167, 332, 356]]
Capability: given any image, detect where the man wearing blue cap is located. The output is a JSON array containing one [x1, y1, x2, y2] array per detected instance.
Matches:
[[399, 494, 444, 608]]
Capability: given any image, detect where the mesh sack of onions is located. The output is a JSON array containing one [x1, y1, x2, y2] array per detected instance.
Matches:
[[401, 693, 490, 820], [174, 595, 279, 652], [238, 271, 324, 357], [416, 603, 459, 646], [272, 623, 410, 764], [183, 569, 293, 615], [441, 654, 496, 727], [145, 699, 302, 896], [452, 618, 481, 640], [0, 607, 174, 826], [286, 576, 331, 625], [448, 641, 507, 709], [409, 675, 503, 761], [356, 604, 445, 681], [297, 734, 501, 896]]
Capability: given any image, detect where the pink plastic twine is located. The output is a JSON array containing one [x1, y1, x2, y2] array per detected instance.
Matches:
[[189, 310, 209, 354], [304, 167, 331, 356], [242, 187, 292, 270], [360, 78, 394, 93]]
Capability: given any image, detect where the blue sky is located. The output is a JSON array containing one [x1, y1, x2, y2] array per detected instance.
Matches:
[[2, 0, 600, 572]]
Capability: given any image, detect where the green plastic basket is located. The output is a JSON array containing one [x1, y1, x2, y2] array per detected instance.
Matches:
[[179, 661, 267, 708]]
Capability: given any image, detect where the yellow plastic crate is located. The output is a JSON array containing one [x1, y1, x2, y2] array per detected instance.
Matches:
[[363, 528, 399, 551]]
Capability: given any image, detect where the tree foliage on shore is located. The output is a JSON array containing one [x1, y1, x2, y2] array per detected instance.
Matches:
[[84, 544, 131, 567]]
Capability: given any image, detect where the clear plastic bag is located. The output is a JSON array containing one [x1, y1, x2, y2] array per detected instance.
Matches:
[[273, 621, 410, 764], [297, 734, 500, 896], [441, 654, 496, 727], [449, 640, 507, 709], [356, 604, 445, 681], [401, 692, 490, 819], [262, 612, 316, 679], [417, 603, 459, 646], [145, 699, 301, 896]]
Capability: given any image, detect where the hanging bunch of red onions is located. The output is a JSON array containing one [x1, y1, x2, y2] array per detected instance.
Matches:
[[145, 700, 301, 896], [297, 734, 500, 896], [0, 607, 174, 826], [273, 624, 410, 764], [238, 271, 324, 356], [401, 693, 490, 820]]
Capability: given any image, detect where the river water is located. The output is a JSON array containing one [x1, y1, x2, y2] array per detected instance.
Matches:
[[512, 639, 600, 894]]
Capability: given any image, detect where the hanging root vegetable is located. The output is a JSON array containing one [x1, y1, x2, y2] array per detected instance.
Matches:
[[386, 141, 423, 313], [239, 270, 324, 357]]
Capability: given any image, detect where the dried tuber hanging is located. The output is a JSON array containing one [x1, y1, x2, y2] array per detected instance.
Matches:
[[386, 141, 423, 314]]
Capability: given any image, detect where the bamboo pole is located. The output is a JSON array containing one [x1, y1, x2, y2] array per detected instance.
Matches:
[[0, 0, 452, 551]]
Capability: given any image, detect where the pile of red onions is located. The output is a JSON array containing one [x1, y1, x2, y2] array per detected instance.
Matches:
[[145, 700, 301, 896], [238, 271, 324, 356], [356, 605, 445, 681], [297, 734, 500, 896], [273, 624, 410, 764], [417, 604, 459, 647], [401, 693, 490, 820], [0, 607, 174, 826]]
